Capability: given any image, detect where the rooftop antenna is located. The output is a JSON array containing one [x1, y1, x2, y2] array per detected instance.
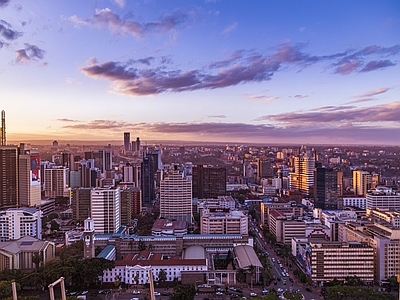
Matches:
[[1, 110, 5, 146]]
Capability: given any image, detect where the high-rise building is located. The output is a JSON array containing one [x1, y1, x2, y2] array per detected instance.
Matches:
[[141, 149, 161, 205], [71, 187, 92, 222], [256, 158, 274, 183], [1, 110, 5, 146], [120, 187, 141, 225], [90, 187, 120, 234], [19, 153, 41, 207], [160, 167, 192, 223], [135, 137, 140, 152], [84, 150, 112, 173], [0, 145, 19, 209], [289, 149, 315, 195], [124, 132, 130, 153], [192, 165, 226, 199], [0, 207, 42, 241], [44, 167, 69, 198], [314, 165, 339, 209], [122, 163, 140, 186], [353, 170, 371, 196]]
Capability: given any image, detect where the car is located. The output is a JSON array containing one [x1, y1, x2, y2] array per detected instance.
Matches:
[[132, 290, 141, 295], [216, 292, 223, 296], [277, 288, 283, 293], [262, 290, 269, 295], [230, 287, 236, 291], [250, 292, 257, 297], [289, 277, 293, 282], [154, 291, 161, 296], [236, 289, 243, 293], [306, 287, 311, 292], [277, 277, 281, 281]]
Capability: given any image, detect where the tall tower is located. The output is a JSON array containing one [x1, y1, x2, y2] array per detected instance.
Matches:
[[124, 132, 130, 153], [289, 149, 315, 195], [1, 110, 5, 146], [0, 145, 19, 209], [314, 165, 339, 209], [83, 217, 95, 258], [192, 165, 226, 199], [160, 166, 192, 223], [19, 153, 41, 207], [353, 170, 371, 196], [90, 187, 120, 234], [141, 149, 160, 205]]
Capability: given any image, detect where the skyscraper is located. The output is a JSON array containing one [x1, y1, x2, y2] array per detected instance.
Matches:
[[84, 150, 112, 173], [289, 149, 315, 195], [19, 153, 41, 207], [1, 110, 5, 146], [160, 166, 192, 223], [71, 187, 92, 222], [314, 165, 339, 209], [0, 145, 19, 209], [192, 165, 226, 199], [44, 167, 69, 198], [353, 170, 372, 196], [120, 187, 141, 225], [124, 132, 130, 153], [141, 149, 161, 205], [256, 158, 274, 183], [90, 187, 120, 234]]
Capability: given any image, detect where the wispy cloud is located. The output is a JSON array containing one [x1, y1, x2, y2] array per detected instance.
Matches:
[[113, 0, 125, 8], [15, 43, 45, 63], [243, 93, 279, 102], [57, 118, 80, 122], [0, 0, 10, 8], [81, 42, 400, 97], [68, 8, 196, 38], [208, 115, 227, 118], [354, 87, 390, 98], [58, 118, 400, 145], [360, 60, 395, 72], [294, 94, 308, 99], [0, 19, 23, 45], [255, 101, 400, 125], [221, 22, 238, 35]]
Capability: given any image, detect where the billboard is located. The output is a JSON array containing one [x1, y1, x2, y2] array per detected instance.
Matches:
[[30, 155, 40, 181]]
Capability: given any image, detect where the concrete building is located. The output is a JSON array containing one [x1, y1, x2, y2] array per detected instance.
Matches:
[[197, 195, 236, 213], [90, 187, 120, 234], [353, 170, 371, 196], [18, 153, 41, 207], [123, 132, 130, 153], [260, 200, 303, 229], [343, 196, 366, 209], [0, 145, 19, 209], [71, 187, 92, 222], [269, 210, 305, 245], [200, 208, 248, 235], [0, 236, 55, 271], [160, 167, 192, 223], [44, 167, 70, 198], [151, 219, 188, 236], [292, 238, 374, 284], [366, 186, 400, 210], [0, 207, 42, 241], [289, 150, 315, 195], [120, 187, 141, 226], [192, 165, 226, 199]]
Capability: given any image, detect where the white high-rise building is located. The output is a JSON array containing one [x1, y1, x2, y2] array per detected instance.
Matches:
[[0, 207, 42, 241], [160, 167, 192, 223], [366, 186, 400, 210], [90, 187, 120, 234]]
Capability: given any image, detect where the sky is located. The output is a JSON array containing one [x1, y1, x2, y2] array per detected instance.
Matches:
[[1, 0, 400, 146]]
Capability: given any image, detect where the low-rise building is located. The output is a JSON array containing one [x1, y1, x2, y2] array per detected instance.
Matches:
[[151, 219, 188, 236], [0, 207, 42, 241], [200, 208, 248, 235]]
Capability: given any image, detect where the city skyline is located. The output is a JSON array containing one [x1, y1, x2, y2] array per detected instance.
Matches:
[[1, 0, 400, 145]]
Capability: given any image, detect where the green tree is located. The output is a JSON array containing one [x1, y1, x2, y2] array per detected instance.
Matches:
[[170, 284, 196, 300], [158, 269, 167, 287], [0, 280, 14, 299], [32, 252, 43, 270]]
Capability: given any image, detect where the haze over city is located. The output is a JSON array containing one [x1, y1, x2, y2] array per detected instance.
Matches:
[[1, 0, 400, 145]]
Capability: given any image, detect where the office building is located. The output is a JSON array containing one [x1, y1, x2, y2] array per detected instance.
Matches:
[[18, 153, 41, 207], [90, 187, 120, 234], [366, 186, 400, 210], [292, 238, 374, 283], [84, 150, 112, 173], [314, 165, 339, 209], [141, 149, 161, 205], [0, 110, 5, 146], [192, 165, 226, 199], [160, 167, 192, 223], [0, 145, 19, 209], [289, 149, 315, 195], [120, 187, 141, 226], [44, 167, 70, 198], [0, 207, 42, 241], [71, 187, 92, 222], [353, 170, 371, 196], [124, 132, 130, 153], [200, 208, 248, 235], [256, 158, 274, 183]]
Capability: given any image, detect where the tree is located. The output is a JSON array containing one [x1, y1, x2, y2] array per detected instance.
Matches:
[[170, 284, 196, 300], [138, 239, 146, 251], [32, 252, 43, 270], [0, 280, 14, 299], [158, 269, 167, 287]]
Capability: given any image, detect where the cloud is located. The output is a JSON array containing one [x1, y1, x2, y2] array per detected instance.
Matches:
[[68, 8, 194, 38], [58, 118, 400, 145], [0, 0, 9, 8], [57, 118, 79, 122], [221, 22, 238, 35], [113, 0, 125, 8], [243, 93, 279, 102], [15, 43, 45, 63], [360, 60, 396, 72], [65, 78, 82, 85], [354, 87, 389, 98], [81, 42, 400, 96], [208, 115, 227, 118], [345, 98, 375, 105], [0, 20, 23, 42], [294, 94, 308, 99], [255, 101, 400, 125]]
